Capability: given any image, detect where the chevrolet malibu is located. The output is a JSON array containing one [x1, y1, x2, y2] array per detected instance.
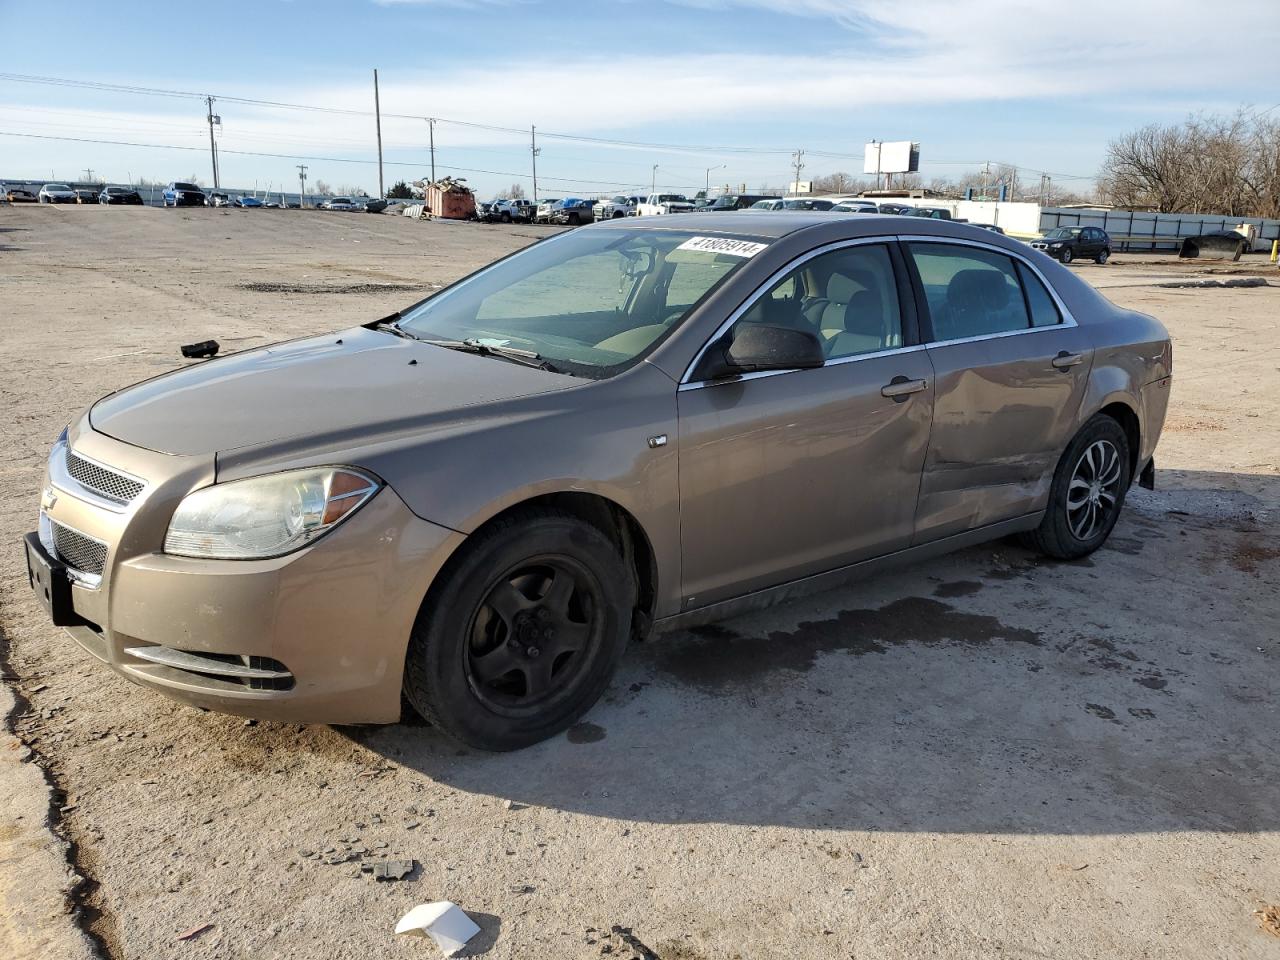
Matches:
[[24, 214, 1171, 750]]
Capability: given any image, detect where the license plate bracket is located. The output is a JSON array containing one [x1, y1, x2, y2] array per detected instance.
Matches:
[[24, 532, 79, 627]]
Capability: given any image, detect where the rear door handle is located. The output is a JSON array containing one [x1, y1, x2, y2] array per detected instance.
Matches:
[[1051, 351, 1084, 370], [881, 376, 928, 401]]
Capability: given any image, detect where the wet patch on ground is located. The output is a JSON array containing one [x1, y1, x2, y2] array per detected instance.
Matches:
[[566, 722, 607, 744], [648, 597, 1042, 692], [933, 580, 984, 598], [1085, 703, 1119, 723]]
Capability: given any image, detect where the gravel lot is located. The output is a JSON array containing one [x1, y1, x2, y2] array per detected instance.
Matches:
[[1, 205, 1277, 959]]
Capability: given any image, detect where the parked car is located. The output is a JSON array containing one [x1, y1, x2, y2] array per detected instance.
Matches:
[[205, 192, 231, 208], [903, 205, 954, 220], [38, 183, 78, 204], [533, 199, 562, 223], [697, 194, 779, 212], [474, 201, 493, 220], [749, 198, 786, 210], [233, 196, 264, 208], [162, 182, 206, 207], [969, 223, 1006, 234], [98, 187, 144, 206], [548, 198, 595, 226], [830, 202, 880, 214], [597, 195, 644, 219], [74, 189, 98, 204], [876, 202, 914, 215], [5, 187, 38, 202], [636, 194, 695, 216], [491, 198, 535, 223], [321, 197, 360, 211], [24, 213, 1170, 751], [783, 198, 834, 211], [1031, 226, 1111, 264]]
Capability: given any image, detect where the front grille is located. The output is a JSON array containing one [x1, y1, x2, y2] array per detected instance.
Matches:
[[49, 520, 108, 575], [65, 450, 144, 504]]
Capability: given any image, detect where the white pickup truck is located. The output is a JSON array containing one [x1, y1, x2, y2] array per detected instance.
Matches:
[[636, 193, 695, 216], [596, 194, 644, 219]]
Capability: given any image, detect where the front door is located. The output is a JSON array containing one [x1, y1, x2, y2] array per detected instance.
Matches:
[[676, 241, 934, 609], [905, 240, 1094, 540]]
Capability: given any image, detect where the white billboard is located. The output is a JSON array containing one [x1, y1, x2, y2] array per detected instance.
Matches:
[[864, 141, 920, 175]]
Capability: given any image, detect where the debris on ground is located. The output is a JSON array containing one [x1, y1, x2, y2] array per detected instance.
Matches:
[[394, 901, 481, 955], [362, 858, 416, 880], [180, 340, 219, 359], [604, 925, 662, 960], [238, 281, 425, 295], [176, 923, 213, 942], [1156, 277, 1269, 289], [1258, 904, 1280, 938]]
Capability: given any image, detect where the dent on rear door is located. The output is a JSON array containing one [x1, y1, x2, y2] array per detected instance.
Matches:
[[915, 326, 1095, 540]]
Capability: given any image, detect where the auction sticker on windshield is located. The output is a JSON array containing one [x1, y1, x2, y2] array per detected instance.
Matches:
[[676, 236, 769, 258]]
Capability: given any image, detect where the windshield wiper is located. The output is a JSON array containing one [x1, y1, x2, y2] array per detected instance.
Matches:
[[366, 313, 421, 340], [420, 338, 567, 375]]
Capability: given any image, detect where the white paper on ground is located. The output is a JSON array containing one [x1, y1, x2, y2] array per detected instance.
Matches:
[[394, 901, 482, 956]]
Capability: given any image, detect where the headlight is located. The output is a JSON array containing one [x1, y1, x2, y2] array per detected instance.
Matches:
[[164, 467, 380, 560]]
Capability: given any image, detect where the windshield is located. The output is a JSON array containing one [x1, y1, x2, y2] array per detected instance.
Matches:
[[656, 195, 687, 203], [47, 184, 71, 190], [397, 228, 767, 378], [1043, 227, 1082, 239]]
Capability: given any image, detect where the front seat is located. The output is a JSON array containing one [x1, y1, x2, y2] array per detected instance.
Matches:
[[939, 269, 1011, 340]]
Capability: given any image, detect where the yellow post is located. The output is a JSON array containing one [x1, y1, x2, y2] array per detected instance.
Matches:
[[1272, 239, 1279, 264]]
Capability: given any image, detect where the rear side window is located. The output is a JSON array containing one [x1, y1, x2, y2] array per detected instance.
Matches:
[[1016, 261, 1062, 327], [908, 243, 1028, 341]]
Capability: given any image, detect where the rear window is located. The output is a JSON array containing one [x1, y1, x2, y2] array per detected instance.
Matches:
[[174, 182, 200, 191]]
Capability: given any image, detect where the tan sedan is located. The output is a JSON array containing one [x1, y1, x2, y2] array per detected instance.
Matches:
[[25, 214, 1171, 750]]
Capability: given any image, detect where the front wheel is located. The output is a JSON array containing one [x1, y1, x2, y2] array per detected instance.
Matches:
[[1022, 414, 1131, 560], [403, 510, 635, 751], [1059, 246, 1074, 263]]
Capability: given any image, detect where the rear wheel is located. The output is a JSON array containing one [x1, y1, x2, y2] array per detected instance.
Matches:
[[403, 510, 634, 751], [1059, 246, 1074, 263], [1095, 248, 1110, 264], [1022, 414, 1131, 560]]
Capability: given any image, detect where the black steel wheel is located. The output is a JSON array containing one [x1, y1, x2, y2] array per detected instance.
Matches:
[[403, 509, 634, 750], [1022, 414, 1131, 560]]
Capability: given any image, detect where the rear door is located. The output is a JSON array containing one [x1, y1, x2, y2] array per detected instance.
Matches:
[[676, 241, 934, 608], [904, 239, 1093, 541]]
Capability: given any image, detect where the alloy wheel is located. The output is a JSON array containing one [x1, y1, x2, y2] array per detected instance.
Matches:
[[1066, 439, 1122, 541], [464, 556, 602, 713]]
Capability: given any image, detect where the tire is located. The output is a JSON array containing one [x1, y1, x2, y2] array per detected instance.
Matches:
[[1022, 414, 1131, 560], [403, 509, 635, 751], [568, 213, 580, 226], [1059, 246, 1074, 263], [1095, 248, 1110, 264], [500, 212, 512, 223], [612, 211, 624, 219]]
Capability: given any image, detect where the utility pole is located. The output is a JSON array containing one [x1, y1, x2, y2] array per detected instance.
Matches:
[[82, 168, 94, 183], [297, 164, 308, 208], [651, 164, 658, 194], [205, 96, 221, 189], [530, 126, 539, 201], [373, 70, 384, 198], [791, 149, 805, 195], [428, 118, 436, 184]]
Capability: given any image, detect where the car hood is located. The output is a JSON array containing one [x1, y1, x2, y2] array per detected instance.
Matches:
[[89, 326, 578, 457]]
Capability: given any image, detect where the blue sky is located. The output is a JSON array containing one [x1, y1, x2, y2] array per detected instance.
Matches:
[[2, 0, 1276, 198]]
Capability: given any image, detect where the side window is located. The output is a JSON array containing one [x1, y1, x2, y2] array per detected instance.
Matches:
[[1016, 261, 1062, 327], [908, 243, 1029, 341], [734, 244, 902, 360]]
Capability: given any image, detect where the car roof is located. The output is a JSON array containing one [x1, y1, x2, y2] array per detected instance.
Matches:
[[591, 210, 1029, 246]]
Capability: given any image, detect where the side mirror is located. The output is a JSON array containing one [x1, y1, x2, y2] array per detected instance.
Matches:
[[699, 324, 825, 380]]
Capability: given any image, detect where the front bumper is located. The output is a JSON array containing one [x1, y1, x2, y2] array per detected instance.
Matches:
[[29, 426, 465, 724]]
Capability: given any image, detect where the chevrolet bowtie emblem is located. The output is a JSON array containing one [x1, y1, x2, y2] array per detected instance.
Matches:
[[40, 488, 58, 511]]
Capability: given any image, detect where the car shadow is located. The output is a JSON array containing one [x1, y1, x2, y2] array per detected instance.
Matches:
[[348, 469, 1279, 836]]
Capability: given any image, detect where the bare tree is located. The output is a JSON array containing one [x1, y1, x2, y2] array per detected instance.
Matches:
[[496, 182, 526, 200], [313, 180, 332, 197], [1098, 109, 1280, 216]]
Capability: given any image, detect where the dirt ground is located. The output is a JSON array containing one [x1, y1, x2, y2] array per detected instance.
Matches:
[[1, 204, 1277, 960]]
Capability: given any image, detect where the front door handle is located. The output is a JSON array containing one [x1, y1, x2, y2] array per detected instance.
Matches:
[[1052, 351, 1084, 370], [881, 376, 928, 401]]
